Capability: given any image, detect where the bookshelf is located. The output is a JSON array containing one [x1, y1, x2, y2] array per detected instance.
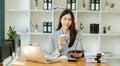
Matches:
[[5, 0, 120, 59]]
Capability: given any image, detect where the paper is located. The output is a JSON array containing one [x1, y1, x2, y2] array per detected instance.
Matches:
[[85, 52, 107, 62]]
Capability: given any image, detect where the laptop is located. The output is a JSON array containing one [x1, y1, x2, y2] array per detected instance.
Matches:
[[21, 46, 60, 63]]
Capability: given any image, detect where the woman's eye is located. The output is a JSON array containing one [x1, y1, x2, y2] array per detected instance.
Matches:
[[69, 19, 71, 21], [64, 18, 67, 20]]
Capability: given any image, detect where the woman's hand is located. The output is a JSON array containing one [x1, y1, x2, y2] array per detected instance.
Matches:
[[58, 35, 66, 51], [68, 51, 83, 58], [72, 52, 80, 58]]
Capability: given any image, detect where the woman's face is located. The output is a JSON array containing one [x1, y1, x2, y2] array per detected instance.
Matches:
[[61, 14, 72, 30]]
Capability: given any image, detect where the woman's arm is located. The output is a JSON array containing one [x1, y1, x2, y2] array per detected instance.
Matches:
[[48, 33, 60, 56]]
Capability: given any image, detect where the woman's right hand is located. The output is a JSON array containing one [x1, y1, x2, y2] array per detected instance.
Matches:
[[58, 35, 66, 50]]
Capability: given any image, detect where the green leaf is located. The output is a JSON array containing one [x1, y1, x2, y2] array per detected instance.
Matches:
[[7, 26, 16, 39], [110, 3, 115, 8]]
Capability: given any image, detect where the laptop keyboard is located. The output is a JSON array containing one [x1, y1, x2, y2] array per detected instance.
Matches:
[[47, 59, 54, 62]]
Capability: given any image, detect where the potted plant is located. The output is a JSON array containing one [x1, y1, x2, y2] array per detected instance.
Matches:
[[103, 26, 106, 33], [82, 0, 86, 10], [7, 26, 16, 39], [35, 0, 38, 10], [79, 22, 84, 32], [107, 26, 111, 33], [110, 3, 115, 10], [6, 26, 20, 54], [31, 21, 39, 32], [105, 1, 109, 11]]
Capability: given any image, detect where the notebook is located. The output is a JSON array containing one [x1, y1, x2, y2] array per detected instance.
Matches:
[[21, 46, 60, 63]]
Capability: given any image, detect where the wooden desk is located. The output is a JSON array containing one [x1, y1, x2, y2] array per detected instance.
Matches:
[[12, 58, 109, 66], [0, 64, 3, 66]]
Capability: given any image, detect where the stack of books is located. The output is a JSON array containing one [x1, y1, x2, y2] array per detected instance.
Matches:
[[90, 23, 99, 34], [67, 0, 76, 10], [43, 22, 52, 33], [90, 0, 100, 11], [85, 52, 106, 62], [43, 0, 52, 10]]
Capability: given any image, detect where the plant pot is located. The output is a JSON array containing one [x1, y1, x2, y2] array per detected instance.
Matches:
[[35, 6, 38, 10], [82, 7, 85, 11], [107, 30, 111, 34], [110, 8, 113, 11], [35, 30, 38, 32], [80, 30, 83, 33], [103, 29, 106, 34], [104, 6, 109, 11]]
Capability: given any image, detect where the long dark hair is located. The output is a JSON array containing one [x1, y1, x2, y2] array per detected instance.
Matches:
[[56, 9, 77, 47]]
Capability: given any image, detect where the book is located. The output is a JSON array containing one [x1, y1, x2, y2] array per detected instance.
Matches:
[[43, 22, 52, 33], [85, 52, 107, 62], [67, 0, 76, 10]]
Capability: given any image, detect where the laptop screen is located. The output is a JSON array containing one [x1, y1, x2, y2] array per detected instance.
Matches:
[[21, 46, 47, 63]]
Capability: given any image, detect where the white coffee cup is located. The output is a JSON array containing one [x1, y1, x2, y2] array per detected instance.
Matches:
[[59, 34, 66, 38], [59, 34, 66, 44]]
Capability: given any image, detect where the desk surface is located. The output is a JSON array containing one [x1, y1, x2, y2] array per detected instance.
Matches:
[[12, 58, 109, 66], [0, 64, 3, 66]]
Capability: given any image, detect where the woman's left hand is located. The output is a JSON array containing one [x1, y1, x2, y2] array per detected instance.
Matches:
[[68, 51, 82, 58], [72, 52, 80, 57]]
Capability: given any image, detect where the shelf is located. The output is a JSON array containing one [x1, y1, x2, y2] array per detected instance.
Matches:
[[77, 10, 100, 13], [53, 9, 76, 12], [101, 11, 120, 13], [81, 33, 120, 36], [7, 9, 29, 12], [7, 9, 53, 12], [18, 32, 50, 35], [17, 32, 30, 35], [100, 34, 120, 36], [7, 7, 120, 13], [81, 33, 99, 36], [30, 32, 50, 35], [30, 10, 52, 12]]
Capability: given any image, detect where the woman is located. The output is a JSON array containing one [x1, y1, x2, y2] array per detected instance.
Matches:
[[48, 9, 83, 58]]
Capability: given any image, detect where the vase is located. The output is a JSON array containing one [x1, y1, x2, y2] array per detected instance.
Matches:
[[104, 6, 109, 11], [35, 6, 38, 10], [80, 30, 83, 33], [110, 8, 113, 11], [82, 7, 85, 11], [35, 30, 38, 32], [103, 29, 106, 34], [107, 30, 111, 34]]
